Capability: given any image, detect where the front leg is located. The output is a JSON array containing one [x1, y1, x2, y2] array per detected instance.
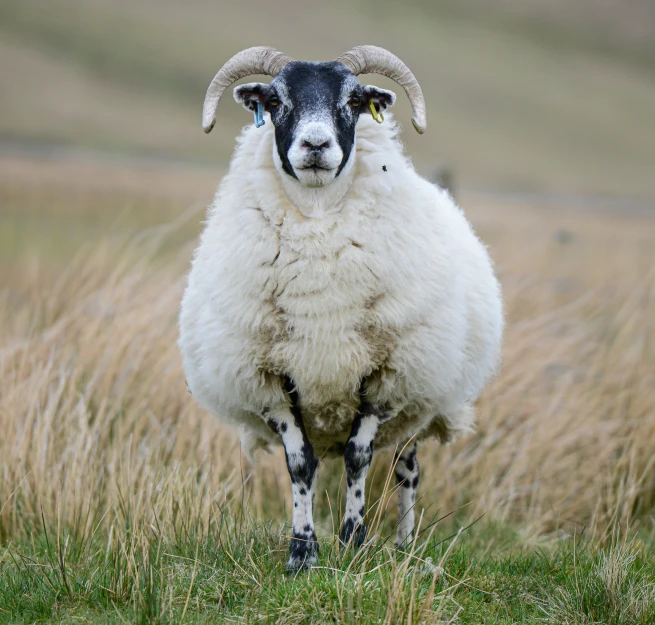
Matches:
[[340, 393, 387, 547], [266, 378, 319, 570]]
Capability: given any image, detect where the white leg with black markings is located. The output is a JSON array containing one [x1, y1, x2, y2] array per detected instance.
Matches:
[[340, 398, 386, 547], [266, 378, 319, 570], [394, 441, 419, 547]]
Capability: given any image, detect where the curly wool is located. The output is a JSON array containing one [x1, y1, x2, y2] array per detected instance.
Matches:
[[179, 114, 503, 459]]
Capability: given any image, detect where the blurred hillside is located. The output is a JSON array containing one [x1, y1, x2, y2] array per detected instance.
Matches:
[[1, 0, 654, 201]]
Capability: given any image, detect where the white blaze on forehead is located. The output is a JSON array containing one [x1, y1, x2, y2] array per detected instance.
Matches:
[[299, 92, 334, 125]]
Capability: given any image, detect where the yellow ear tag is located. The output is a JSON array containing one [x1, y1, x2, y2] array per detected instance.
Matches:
[[369, 100, 384, 123]]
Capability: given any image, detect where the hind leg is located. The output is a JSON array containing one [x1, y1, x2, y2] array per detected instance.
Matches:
[[394, 441, 419, 547]]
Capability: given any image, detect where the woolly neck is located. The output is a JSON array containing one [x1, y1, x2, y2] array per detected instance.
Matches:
[[273, 147, 356, 218], [242, 113, 407, 223]]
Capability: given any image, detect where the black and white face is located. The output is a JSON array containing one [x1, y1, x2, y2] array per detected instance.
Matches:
[[234, 62, 395, 188]]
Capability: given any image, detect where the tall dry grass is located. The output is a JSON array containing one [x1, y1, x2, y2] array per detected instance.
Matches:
[[1, 187, 654, 550]]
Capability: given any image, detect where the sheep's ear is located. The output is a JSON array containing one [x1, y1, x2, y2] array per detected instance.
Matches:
[[233, 82, 271, 113], [362, 85, 396, 116]]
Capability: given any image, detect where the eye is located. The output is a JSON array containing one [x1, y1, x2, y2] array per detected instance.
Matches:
[[349, 96, 362, 109], [269, 95, 279, 107]]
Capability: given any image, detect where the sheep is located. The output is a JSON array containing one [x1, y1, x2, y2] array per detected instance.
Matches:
[[179, 46, 503, 570]]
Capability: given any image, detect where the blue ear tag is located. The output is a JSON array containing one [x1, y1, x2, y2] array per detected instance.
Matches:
[[253, 102, 265, 128]]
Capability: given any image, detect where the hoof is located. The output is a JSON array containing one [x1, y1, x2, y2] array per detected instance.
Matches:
[[287, 532, 319, 570], [339, 518, 367, 548]]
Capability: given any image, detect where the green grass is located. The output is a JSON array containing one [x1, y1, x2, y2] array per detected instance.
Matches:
[[2, 516, 654, 624]]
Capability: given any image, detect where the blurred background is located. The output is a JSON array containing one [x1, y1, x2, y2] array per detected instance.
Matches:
[[1, 0, 655, 199]]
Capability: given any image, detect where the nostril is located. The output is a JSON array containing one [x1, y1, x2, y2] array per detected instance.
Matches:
[[302, 140, 331, 151]]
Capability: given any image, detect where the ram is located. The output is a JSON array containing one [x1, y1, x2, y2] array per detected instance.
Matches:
[[179, 45, 503, 570]]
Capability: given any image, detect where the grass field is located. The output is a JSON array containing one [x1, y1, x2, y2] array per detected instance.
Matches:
[[1, 155, 654, 623], [1, 1, 655, 620]]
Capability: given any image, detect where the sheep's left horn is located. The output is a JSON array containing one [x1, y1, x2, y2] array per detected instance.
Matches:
[[203, 46, 294, 133], [335, 45, 426, 134]]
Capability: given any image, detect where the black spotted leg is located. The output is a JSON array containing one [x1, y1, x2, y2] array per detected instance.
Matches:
[[340, 394, 387, 547], [394, 441, 419, 546], [266, 378, 319, 570]]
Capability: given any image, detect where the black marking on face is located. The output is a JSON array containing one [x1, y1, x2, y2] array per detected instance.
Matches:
[[382, 165, 387, 172], [267, 62, 363, 179], [234, 69, 395, 184]]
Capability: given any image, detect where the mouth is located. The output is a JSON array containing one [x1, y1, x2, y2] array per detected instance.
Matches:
[[299, 165, 333, 173], [294, 163, 336, 187]]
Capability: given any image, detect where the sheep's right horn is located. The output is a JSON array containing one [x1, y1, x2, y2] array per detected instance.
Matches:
[[203, 46, 294, 134], [335, 45, 426, 134]]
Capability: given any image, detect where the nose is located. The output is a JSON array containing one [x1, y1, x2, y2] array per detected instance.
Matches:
[[302, 139, 330, 152]]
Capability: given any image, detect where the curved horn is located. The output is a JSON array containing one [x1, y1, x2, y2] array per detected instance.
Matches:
[[335, 45, 426, 134], [202, 46, 294, 133]]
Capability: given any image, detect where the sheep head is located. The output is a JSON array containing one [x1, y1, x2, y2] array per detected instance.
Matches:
[[203, 46, 426, 188]]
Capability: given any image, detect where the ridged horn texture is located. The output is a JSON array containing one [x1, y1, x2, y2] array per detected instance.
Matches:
[[335, 45, 426, 134], [202, 46, 294, 133]]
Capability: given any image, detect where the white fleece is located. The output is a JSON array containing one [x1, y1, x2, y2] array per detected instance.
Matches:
[[179, 114, 503, 459]]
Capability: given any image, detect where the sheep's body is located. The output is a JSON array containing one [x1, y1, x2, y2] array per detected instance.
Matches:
[[179, 114, 503, 460]]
